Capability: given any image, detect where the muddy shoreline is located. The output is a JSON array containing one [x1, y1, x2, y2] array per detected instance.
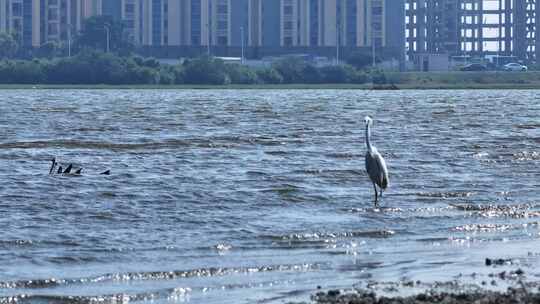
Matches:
[[309, 286, 540, 304], [291, 266, 540, 304]]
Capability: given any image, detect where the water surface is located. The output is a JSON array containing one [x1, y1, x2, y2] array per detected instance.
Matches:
[[0, 89, 539, 303]]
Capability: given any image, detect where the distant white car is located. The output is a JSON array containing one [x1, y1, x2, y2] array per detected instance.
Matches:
[[503, 63, 528, 71]]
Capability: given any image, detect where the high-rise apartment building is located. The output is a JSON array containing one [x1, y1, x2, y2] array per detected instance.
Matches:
[[0, 0, 405, 62], [0, 0, 39, 47], [114, 0, 403, 52], [0, 0, 103, 47], [406, 0, 540, 61]]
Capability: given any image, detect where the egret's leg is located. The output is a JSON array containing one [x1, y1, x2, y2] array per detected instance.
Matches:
[[373, 183, 378, 206]]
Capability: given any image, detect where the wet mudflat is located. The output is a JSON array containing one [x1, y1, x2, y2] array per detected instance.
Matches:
[[0, 89, 539, 303]]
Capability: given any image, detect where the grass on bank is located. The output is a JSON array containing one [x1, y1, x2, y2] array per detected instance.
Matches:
[[3, 71, 540, 90], [4, 50, 540, 89]]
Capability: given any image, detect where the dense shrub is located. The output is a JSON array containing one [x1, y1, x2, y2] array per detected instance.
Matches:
[[272, 57, 309, 83], [158, 66, 176, 85], [346, 51, 374, 70], [225, 64, 259, 84], [371, 71, 387, 85], [47, 51, 129, 84], [319, 65, 356, 83], [0, 60, 44, 83], [302, 65, 323, 84], [351, 71, 369, 84], [183, 56, 230, 85], [172, 65, 185, 84], [0, 33, 18, 59], [256, 68, 283, 84], [0, 51, 389, 85]]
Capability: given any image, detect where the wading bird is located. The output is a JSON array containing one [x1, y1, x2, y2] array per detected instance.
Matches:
[[364, 116, 389, 206]]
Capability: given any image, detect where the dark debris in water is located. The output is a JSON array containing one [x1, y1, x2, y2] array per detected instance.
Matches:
[[485, 258, 513, 266], [488, 269, 526, 280]]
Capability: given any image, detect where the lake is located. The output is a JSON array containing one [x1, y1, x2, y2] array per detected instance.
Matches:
[[0, 89, 539, 303]]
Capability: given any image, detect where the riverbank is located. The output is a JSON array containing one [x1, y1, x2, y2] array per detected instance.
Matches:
[[294, 266, 539, 304], [3, 70, 540, 89], [308, 285, 540, 304], [3, 51, 540, 88], [2, 81, 540, 90]]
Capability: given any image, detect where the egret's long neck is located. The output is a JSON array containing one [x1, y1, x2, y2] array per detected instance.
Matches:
[[365, 123, 372, 151]]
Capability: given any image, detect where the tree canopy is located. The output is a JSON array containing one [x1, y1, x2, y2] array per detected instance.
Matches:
[[0, 33, 19, 59], [0, 52, 374, 85], [75, 15, 133, 55]]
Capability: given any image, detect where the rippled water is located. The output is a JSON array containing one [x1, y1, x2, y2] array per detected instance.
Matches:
[[0, 89, 539, 303]]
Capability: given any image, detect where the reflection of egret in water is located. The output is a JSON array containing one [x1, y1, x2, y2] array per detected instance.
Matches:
[[364, 116, 389, 206]]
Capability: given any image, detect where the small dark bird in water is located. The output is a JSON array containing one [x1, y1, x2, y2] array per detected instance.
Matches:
[[63, 164, 73, 174], [49, 158, 57, 175], [48, 158, 106, 176]]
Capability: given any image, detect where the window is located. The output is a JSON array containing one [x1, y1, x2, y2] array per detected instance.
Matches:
[[218, 21, 227, 30], [13, 19, 21, 30], [12, 3, 22, 16], [284, 21, 293, 30], [284, 5, 293, 15], [217, 5, 227, 14], [217, 36, 227, 45], [48, 24, 58, 35], [284, 37, 292, 46], [48, 8, 58, 20]]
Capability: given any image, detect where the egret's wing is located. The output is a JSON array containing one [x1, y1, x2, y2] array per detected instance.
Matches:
[[365, 151, 389, 189], [375, 152, 389, 189]]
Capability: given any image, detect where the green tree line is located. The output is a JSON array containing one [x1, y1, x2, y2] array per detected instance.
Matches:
[[0, 15, 385, 85], [0, 51, 381, 85]]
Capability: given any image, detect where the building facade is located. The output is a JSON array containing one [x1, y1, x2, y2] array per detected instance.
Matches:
[[113, 0, 405, 61], [0, 0, 103, 47], [0, 0, 405, 62], [406, 0, 540, 62]]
